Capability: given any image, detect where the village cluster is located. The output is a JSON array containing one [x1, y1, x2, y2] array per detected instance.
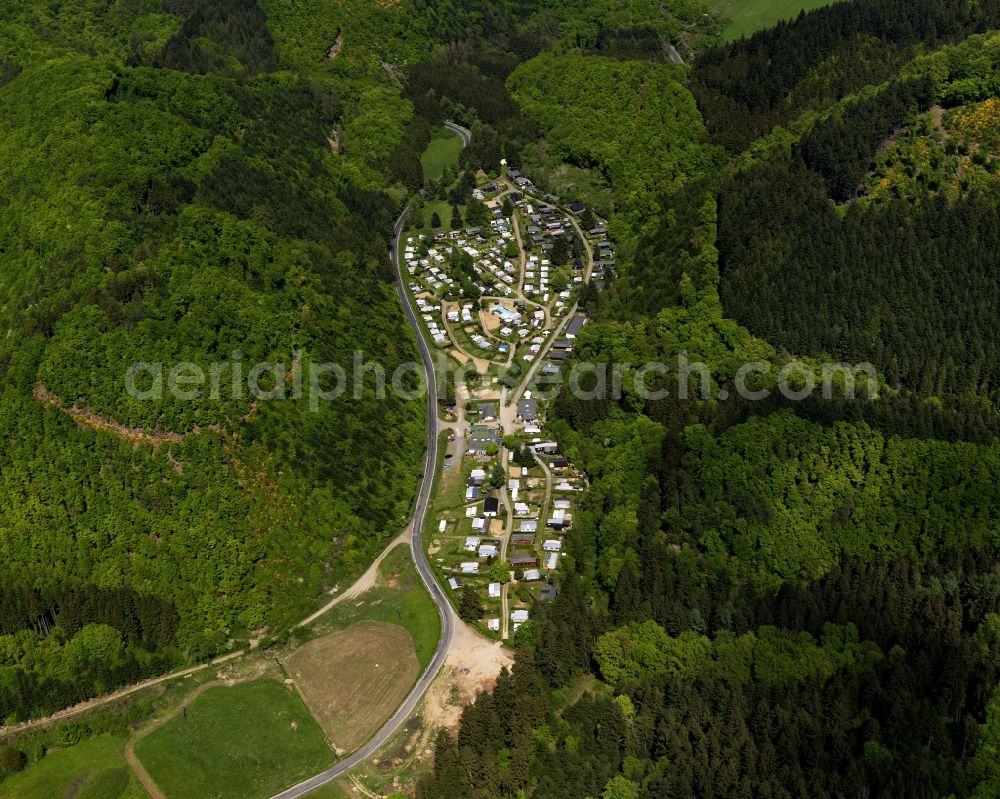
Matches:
[[404, 166, 613, 639], [437, 438, 586, 636], [401, 176, 613, 370]]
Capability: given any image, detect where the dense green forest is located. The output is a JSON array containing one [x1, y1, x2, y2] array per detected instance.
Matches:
[[691, 0, 1000, 149], [0, 0, 730, 731], [7, 0, 1000, 793], [0, 0, 733, 733], [601, 21, 1000, 399], [414, 1, 1000, 797], [507, 52, 723, 244], [709, 39, 1000, 398], [0, 0, 433, 722]]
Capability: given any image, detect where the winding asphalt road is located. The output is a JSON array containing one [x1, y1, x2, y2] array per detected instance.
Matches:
[[269, 131, 469, 799], [443, 119, 472, 146]]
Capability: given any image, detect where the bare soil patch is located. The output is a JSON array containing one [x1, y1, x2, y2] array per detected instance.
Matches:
[[284, 621, 419, 753], [422, 621, 512, 733], [327, 31, 344, 60], [34, 383, 189, 446]]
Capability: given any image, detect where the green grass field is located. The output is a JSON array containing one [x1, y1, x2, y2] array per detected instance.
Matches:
[[420, 127, 465, 183], [411, 198, 467, 234], [133, 679, 333, 799], [0, 735, 148, 799], [704, 0, 843, 40], [308, 544, 441, 669]]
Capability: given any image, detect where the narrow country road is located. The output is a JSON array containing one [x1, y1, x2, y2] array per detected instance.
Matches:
[[267, 126, 472, 799], [443, 119, 471, 146], [534, 452, 554, 528], [510, 300, 579, 406], [295, 528, 411, 629], [269, 122, 598, 796]]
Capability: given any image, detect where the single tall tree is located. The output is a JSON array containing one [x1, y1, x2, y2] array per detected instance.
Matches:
[[459, 585, 481, 622], [550, 234, 570, 265]]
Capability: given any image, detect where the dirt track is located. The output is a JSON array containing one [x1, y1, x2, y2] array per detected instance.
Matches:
[[125, 679, 236, 799], [297, 533, 411, 628]]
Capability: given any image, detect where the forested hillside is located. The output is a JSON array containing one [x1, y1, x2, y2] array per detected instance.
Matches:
[[603, 20, 1000, 399], [713, 37, 1000, 398], [0, 0, 430, 722], [7, 0, 1000, 793], [414, 1, 1000, 797], [0, 0, 730, 734], [507, 52, 723, 244], [692, 0, 1000, 149]]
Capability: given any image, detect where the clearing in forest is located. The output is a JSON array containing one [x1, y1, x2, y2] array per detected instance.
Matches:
[[703, 0, 841, 40], [420, 126, 465, 183]]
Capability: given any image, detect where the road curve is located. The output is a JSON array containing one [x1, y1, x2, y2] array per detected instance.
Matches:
[[269, 183, 458, 799], [443, 119, 472, 146]]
